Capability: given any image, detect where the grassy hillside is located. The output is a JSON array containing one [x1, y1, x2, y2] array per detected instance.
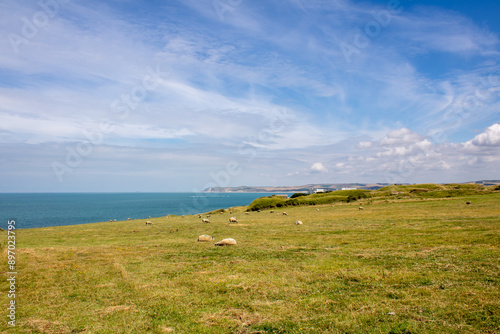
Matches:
[[1, 188, 499, 333], [247, 183, 496, 211]]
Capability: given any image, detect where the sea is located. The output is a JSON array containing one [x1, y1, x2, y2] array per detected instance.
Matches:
[[0, 192, 288, 230]]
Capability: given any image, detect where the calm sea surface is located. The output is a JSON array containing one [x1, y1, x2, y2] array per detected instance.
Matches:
[[0, 193, 285, 229]]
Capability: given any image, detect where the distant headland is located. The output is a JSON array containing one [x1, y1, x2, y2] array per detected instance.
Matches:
[[203, 180, 500, 193]]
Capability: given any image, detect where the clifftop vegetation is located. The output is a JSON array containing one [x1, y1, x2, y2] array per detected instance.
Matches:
[[247, 183, 497, 211]]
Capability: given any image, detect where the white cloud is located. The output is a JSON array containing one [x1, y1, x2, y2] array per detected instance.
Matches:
[[380, 128, 423, 146], [323, 123, 500, 184], [310, 162, 328, 173], [467, 123, 500, 147], [357, 141, 372, 149]]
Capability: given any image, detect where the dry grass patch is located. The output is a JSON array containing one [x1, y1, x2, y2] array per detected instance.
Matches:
[[24, 318, 72, 334], [201, 308, 266, 328], [97, 304, 137, 316]]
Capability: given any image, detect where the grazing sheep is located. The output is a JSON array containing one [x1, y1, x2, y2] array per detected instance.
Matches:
[[245, 212, 250, 215], [197, 235, 214, 242], [229, 217, 238, 223], [202, 218, 211, 223], [214, 238, 237, 246], [114, 219, 117, 222], [270, 210, 274, 213], [466, 201, 471, 205], [198, 214, 202, 218], [282, 212, 288, 216], [229, 211, 233, 214], [206, 215, 211, 218], [316, 208, 320, 211], [359, 207, 364, 210], [145, 221, 153, 225], [295, 220, 303, 225], [182, 215, 185, 218]]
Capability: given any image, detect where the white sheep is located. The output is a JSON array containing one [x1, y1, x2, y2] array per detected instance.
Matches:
[[229, 217, 238, 223], [295, 220, 303, 225], [214, 238, 237, 246], [197, 235, 214, 242], [202, 218, 211, 223], [145, 221, 153, 225]]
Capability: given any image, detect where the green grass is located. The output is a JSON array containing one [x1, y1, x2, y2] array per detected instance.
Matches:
[[248, 184, 496, 211], [1, 188, 499, 333], [248, 190, 371, 211]]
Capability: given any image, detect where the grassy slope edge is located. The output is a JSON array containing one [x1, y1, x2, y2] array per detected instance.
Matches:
[[247, 183, 496, 211]]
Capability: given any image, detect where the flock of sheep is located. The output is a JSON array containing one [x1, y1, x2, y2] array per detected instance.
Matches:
[[194, 210, 305, 246], [131, 209, 310, 247], [112, 200, 474, 247], [113, 203, 385, 247]]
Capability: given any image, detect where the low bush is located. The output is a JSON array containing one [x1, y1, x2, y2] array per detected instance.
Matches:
[[290, 193, 308, 198], [247, 196, 287, 211], [248, 190, 370, 210]]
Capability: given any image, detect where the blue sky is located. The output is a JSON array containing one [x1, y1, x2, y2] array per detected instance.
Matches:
[[0, 0, 499, 192]]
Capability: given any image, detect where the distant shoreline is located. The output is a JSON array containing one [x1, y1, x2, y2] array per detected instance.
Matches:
[[203, 180, 500, 193]]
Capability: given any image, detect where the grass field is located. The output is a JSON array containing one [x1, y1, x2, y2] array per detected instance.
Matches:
[[1, 189, 499, 333]]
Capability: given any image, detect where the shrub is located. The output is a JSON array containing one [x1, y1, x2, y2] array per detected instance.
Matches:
[[290, 193, 308, 198], [247, 196, 287, 211]]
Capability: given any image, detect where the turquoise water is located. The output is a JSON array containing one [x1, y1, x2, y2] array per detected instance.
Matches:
[[0, 192, 283, 229]]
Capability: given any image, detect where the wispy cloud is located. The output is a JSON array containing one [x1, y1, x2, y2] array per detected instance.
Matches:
[[394, 6, 499, 55], [0, 0, 499, 191]]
